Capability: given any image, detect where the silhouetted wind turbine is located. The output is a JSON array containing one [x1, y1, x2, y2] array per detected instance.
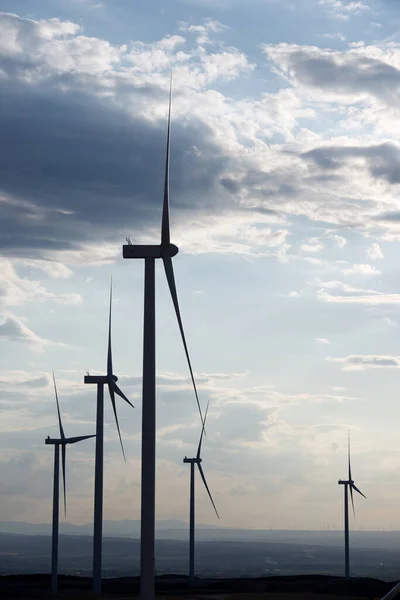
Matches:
[[338, 432, 366, 579], [123, 76, 204, 600], [183, 402, 219, 582], [46, 373, 94, 595], [84, 280, 134, 594]]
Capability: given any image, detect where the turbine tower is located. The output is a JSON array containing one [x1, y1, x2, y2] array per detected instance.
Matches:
[[84, 280, 134, 594], [123, 77, 204, 600], [183, 402, 219, 582], [46, 373, 95, 595], [338, 432, 366, 579]]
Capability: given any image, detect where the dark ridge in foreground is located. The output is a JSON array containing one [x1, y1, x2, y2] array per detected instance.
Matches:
[[1, 574, 398, 599]]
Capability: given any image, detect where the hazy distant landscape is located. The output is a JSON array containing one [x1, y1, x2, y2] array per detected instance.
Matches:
[[1, 521, 400, 580]]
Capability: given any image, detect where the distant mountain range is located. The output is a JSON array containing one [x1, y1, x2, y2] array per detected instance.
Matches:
[[0, 519, 224, 538], [0, 519, 193, 537], [1, 520, 400, 549]]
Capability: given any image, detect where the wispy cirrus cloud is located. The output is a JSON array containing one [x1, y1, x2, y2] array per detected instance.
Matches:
[[316, 280, 400, 304], [328, 354, 400, 370], [319, 0, 370, 21]]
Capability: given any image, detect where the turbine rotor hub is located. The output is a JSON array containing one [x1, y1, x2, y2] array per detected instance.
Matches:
[[160, 243, 179, 258]]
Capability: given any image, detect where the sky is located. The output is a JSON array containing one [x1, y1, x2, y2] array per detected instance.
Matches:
[[2, 0, 400, 532]]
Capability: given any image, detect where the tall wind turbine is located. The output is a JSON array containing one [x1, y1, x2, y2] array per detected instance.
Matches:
[[45, 373, 95, 595], [338, 433, 366, 579], [84, 280, 134, 594], [123, 77, 204, 600], [183, 402, 219, 582]]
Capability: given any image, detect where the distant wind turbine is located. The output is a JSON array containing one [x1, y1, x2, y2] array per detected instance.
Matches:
[[123, 75, 204, 600], [84, 280, 134, 594], [338, 432, 366, 579], [45, 373, 95, 595], [183, 402, 219, 582]]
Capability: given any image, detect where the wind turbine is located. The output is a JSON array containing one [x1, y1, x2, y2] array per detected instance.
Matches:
[[123, 77, 204, 600], [45, 373, 95, 595], [183, 402, 219, 582], [84, 280, 134, 594], [338, 432, 366, 579]]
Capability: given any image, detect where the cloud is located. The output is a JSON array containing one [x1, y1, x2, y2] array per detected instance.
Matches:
[[0, 372, 50, 388], [0, 453, 48, 497], [21, 260, 73, 278], [316, 337, 331, 344], [262, 42, 400, 107], [300, 237, 325, 253], [330, 234, 347, 248], [319, 0, 370, 20], [342, 263, 382, 275], [316, 280, 400, 304], [6, 11, 400, 269], [329, 354, 400, 370], [178, 18, 229, 45], [3, 10, 400, 270], [367, 243, 384, 260], [0, 259, 81, 307], [0, 13, 257, 262], [321, 32, 346, 41], [302, 143, 400, 185], [0, 313, 62, 348], [121, 370, 248, 390]]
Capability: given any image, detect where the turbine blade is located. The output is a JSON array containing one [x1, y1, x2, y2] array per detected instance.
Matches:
[[349, 482, 355, 518], [348, 430, 352, 482], [196, 401, 210, 460], [111, 381, 135, 408], [197, 463, 219, 519], [161, 73, 172, 246], [61, 444, 67, 518], [352, 482, 367, 499], [108, 384, 126, 462], [66, 435, 96, 445], [107, 278, 113, 378], [163, 256, 204, 428], [53, 372, 65, 440]]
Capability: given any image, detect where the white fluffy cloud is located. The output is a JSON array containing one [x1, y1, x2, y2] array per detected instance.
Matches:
[[342, 263, 382, 276], [0, 259, 81, 307], [367, 243, 384, 260]]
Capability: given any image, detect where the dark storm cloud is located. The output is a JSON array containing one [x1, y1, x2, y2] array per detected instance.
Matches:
[[0, 79, 234, 258], [296, 54, 400, 100], [264, 45, 400, 106], [374, 211, 400, 222], [302, 142, 400, 184]]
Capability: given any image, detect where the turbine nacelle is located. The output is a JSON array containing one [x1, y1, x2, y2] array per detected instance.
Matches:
[[122, 243, 179, 260], [85, 375, 108, 385], [46, 435, 95, 446], [183, 456, 202, 464], [46, 437, 64, 445]]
